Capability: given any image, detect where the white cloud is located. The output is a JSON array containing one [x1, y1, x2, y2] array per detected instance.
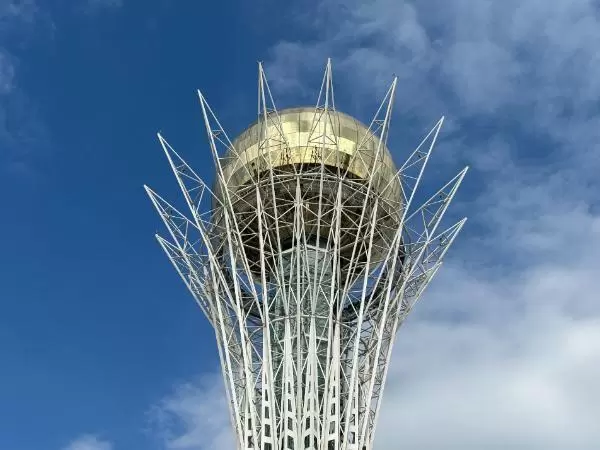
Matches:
[[266, 0, 600, 173], [0, 0, 38, 24], [0, 0, 38, 96], [148, 377, 235, 450], [0, 0, 122, 175], [62, 435, 113, 450], [377, 205, 600, 449], [0, 0, 50, 176], [0, 49, 15, 95]]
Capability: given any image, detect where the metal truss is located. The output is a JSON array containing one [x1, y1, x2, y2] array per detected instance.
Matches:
[[146, 59, 467, 450]]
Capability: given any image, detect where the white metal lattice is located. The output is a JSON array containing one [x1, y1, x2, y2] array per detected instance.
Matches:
[[146, 60, 467, 450]]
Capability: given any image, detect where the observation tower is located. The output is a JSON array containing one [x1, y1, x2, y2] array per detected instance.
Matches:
[[145, 60, 467, 450]]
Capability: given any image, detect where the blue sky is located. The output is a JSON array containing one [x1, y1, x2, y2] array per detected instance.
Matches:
[[1, 1, 600, 450], [0, 1, 283, 448]]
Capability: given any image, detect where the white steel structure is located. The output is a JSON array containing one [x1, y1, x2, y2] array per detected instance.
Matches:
[[146, 60, 467, 450]]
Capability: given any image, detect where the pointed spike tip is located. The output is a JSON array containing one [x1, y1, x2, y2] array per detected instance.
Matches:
[[144, 184, 156, 197]]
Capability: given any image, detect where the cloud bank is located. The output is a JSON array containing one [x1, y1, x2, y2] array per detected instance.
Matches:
[[148, 377, 235, 450], [63, 435, 113, 450], [0, 0, 49, 176]]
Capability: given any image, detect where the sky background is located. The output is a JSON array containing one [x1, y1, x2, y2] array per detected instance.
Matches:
[[1, 0, 599, 449]]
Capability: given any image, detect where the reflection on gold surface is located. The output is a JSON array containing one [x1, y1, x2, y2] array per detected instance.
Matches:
[[218, 107, 401, 205]]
